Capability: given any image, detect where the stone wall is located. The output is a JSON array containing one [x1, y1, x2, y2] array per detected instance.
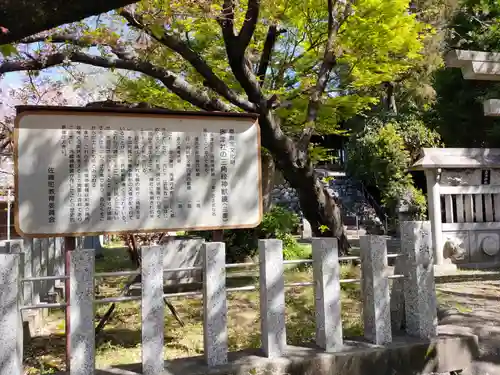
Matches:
[[270, 171, 382, 232], [271, 181, 302, 215]]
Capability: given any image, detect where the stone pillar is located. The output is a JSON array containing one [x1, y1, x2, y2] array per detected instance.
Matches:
[[32, 239, 42, 307], [203, 242, 228, 366], [425, 169, 444, 265], [360, 236, 392, 345], [401, 221, 438, 339], [69, 249, 95, 375], [141, 246, 164, 375], [47, 238, 56, 298], [22, 239, 33, 308], [301, 219, 312, 240], [312, 238, 343, 351], [41, 238, 49, 300], [259, 239, 286, 358], [54, 238, 65, 290], [0, 253, 23, 375]]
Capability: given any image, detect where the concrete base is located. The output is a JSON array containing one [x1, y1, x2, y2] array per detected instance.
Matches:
[[55, 334, 478, 375]]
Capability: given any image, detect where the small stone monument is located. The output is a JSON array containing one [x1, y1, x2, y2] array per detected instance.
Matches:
[[301, 218, 312, 240]]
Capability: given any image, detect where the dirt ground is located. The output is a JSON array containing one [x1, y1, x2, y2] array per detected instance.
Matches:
[[435, 269, 500, 375]]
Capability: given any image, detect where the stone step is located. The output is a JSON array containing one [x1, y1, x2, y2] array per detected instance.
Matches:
[[22, 310, 43, 340]]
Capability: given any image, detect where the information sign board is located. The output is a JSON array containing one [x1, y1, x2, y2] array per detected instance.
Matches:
[[14, 107, 262, 237]]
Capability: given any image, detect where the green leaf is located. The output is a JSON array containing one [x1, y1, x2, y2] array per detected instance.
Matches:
[[0, 44, 17, 58], [150, 24, 165, 39]]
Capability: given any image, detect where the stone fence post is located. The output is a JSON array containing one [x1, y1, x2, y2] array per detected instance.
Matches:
[[312, 237, 342, 351], [0, 253, 23, 375], [47, 238, 56, 299], [401, 221, 437, 339], [360, 236, 392, 345], [259, 239, 286, 358], [69, 249, 95, 375], [20, 239, 33, 309], [141, 246, 164, 375], [203, 242, 228, 366]]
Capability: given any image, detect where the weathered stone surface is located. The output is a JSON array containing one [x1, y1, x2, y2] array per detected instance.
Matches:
[[0, 253, 22, 375], [301, 219, 312, 240], [203, 242, 228, 366], [69, 250, 95, 375], [55, 335, 479, 375], [401, 221, 438, 339], [141, 246, 165, 375], [158, 237, 205, 284], [270, 172, 382, 232], [312, 238, 342, 351], [259, 239, 286, 358], [360, 235, 392, 345]]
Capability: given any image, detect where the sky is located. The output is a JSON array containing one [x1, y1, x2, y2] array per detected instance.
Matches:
[[0, 65, 120, 118], [0, 12, 130, 115]]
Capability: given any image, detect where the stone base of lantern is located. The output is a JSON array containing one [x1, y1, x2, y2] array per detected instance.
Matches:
[[433, 263, 458, 276]]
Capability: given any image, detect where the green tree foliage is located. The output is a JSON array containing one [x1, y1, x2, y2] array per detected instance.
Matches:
[[113, 0, 429, 136], [346, 115, 441, 218], [192, 205, 304, 262], [0, 0, 434, 252], [428, 0, 500, 147]]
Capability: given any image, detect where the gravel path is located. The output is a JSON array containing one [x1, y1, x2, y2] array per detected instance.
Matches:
[[435, 271, 500, 375]]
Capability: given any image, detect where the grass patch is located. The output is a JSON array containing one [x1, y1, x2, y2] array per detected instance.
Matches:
[[24, 246, 363, 374], [435, 290, 474, 314]]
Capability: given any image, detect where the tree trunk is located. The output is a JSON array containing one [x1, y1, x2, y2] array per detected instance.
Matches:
[[259, 111, 350, 254], [384, 82, 398, 115], [283, 162, 349, 254], [0, 0, 138, 45], [261, 149, 275, 213]]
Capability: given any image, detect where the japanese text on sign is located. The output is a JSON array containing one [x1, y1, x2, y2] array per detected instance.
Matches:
[[15, 109, 262, 236]]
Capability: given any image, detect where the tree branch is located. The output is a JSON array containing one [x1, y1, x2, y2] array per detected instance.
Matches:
[[20, 32, 97, 47], [218, 0, 236, 38], [238, 0, 260, 51], [19, 30, 138, 61], [256, 25, 286, 87], [0, 52, 232, 112], [299, 0, 352, 150], [218, 0, 263, 105], [0, 0, 138, 45], [120, 6, 256, 113]]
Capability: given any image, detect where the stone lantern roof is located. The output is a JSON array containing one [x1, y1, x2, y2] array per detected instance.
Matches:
[[411, 148, 500, 170]]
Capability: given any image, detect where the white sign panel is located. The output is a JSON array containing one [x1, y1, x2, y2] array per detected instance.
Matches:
[[15, 108, 262, 237]]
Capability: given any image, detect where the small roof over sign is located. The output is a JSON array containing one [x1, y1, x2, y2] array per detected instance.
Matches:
[[411, 148, 500, 170]]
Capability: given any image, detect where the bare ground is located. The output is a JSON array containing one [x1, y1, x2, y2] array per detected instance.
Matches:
[[436, 269, 500, 375]]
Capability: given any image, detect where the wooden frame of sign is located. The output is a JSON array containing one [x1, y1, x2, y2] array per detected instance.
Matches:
[[14, 105, 262, 238]]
